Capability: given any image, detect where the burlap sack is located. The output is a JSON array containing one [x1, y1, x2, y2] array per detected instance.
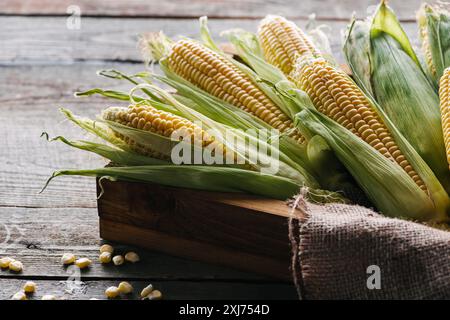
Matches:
[[289, 192, 450, 300]]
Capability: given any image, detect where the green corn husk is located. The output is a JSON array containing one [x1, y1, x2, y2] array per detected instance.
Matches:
[[44, 105, 347, 202], [297, 107, 450, 222], [343, 1, 450, 194], [417, 2, 450, 83]]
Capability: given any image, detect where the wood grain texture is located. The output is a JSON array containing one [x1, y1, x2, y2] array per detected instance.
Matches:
[[0, 17, 421, 65], [0, 279, 297, 300], [0, 0, 439, 21]]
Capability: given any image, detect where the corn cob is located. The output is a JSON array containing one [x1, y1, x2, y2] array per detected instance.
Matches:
[[440, 68, 450, 169], [417, 4, 437, 77], [102, 104, 224, 159], [292, 57, 427, 192], [258, 15, 320, 75], [166, 39, 305, 144]]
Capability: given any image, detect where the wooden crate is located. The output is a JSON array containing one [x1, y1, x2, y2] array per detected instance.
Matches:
[[97, 180, 303, 280]]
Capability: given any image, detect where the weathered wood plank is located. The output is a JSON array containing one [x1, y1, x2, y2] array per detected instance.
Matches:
[[0, 207, 278, 281], [0, 17, 422, 65], [0, 0, 439, 21], [0, 279, 297, 300], [0, 63, 144, 208]]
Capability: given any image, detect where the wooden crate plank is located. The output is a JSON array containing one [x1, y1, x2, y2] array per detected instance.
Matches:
[[0, 279, 297, 300], [0, 16, 421, 65], [0, 0, 438, 21], [0, 207, 275, 280]]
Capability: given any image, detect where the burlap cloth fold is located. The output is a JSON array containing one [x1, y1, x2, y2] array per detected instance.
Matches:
[[289, 192, 450, 300]]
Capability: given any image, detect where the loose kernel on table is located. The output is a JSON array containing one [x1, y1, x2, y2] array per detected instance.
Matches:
[[118, 281, 133, 294], [11, 291, 27, 300], [75, 258, 92, 269], [147, 290, 162, 300], [99, 252, 112, 264], [99, 244, 114, 254], [41, 295, 57, 300], [105, 286, 120, 298], [9, 260, 23, 272], [124, 252, 140, 263], [112, 255, 124, 266], [140, 284, 153, 298], [23, 281, 37, 293], [61, 253, 76, 265], [0, 257, 14, 269]]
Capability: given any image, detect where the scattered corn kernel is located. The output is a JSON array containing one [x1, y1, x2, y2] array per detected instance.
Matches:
[[23, 281, 37, 294], [41, 295, 57, 300], [75, 258, 92, 269], [140, 284, 153, 298], [112, 255, 124, 266], [9, 260, 23, 272], [118, 281, 133, 294], [105, 286, 120, 298], [99, 244, 114, 254], [61, 253, 76, 265], [11, 291, 27, 300], [99, 252, 112, 264], [124, 252, 140, 263], [0, 257, 14, 269], [147, 290, 162, 300]]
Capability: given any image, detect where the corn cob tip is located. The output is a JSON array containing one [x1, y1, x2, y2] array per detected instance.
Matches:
[[138, 31, 173, 64], [439, 67, 450, 170], [257, 14, 320, 75]]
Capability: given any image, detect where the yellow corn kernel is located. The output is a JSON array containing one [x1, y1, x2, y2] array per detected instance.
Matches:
[[11, 292, 27, 300], [124, 252, 140, 263], [61, 253, 76, 265], [0, 257, 14, 269], [112, 255, 124, 266], [140, 284, 153, 298], [9, 260, 23, 272], [417, 4, 437, 77], [105, 286, 120, 299], [145, 290, 162, 300], [99, 244, 114, 254], [167, 39, 305, 144], [99, 252, 112, 264], [41, 295, 57, 300], [75, 258, 91, 269], [292, 57, 427, 192], [118, 281, 133, 294], [258, 15, 320, 75], [439, 68, 450, 169], [23, 281, 37, 294]]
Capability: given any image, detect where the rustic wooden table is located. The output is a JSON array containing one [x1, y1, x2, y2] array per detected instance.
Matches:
[[0, 0, 427, 300]]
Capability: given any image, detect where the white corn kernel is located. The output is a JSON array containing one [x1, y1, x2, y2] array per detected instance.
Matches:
[[105, 286, 120, 298], [112, 255, 124, 266], [75, 258, 92, 269], [140, 284, 153, 298], [23, 281, 37, 293], [9, 260, 23, 272], [0, 257, 14, 269], [99, 252, 112, 264], [89, 298, 99, 300], [124, 252, 140, 263], [61, 253, 76, 265], [41, 295, 57, 300], [118, 281, 133, 294], [11, 291, 27, 300], [100, 244, 114, 254], [148, 290, 162, 300]]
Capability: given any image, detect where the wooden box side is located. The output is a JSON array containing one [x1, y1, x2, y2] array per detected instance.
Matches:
[[97, 180, 301, 280]]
